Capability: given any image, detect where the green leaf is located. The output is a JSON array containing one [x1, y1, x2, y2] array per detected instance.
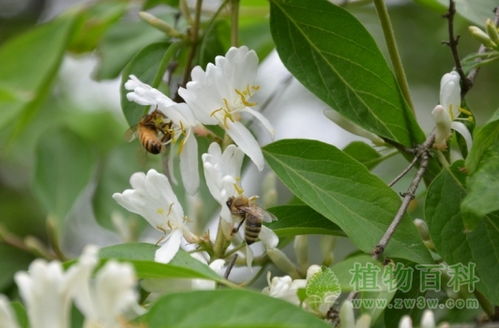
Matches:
[[461, 117, 499, 221], [0, 245, 34, 291], [199, 19, 231, 67], [269, 0, 424, 147], [263, 139, 432, 264], [99, 243, 223, 283], [11, 302, 28, 328], [92, 142, 159, 229], [138, 289, 330, 328], [143, 0, 179, 10], [0, 16, 76, 130], [33, 128, 96, 230], [120, 42, 170, 127], [342, 141, 383, 170], [425, 162, 499, 305], [69, 0, 127, 53], [267, 205, 345, 237], [95, 18, 165, 80]]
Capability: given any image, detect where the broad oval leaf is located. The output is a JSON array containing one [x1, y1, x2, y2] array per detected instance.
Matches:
[[99, 243, 224, 283], [0, 16, 76, 130], [120, 42, 170, 127], [33, 127, 96, 230], [267, 205, 345, 237], [425, 162, 499, 305], [138, 289, 330, 328], [263, 139, 432, 264], [342, 141, 383, 170], [269, 0, 424, 147]]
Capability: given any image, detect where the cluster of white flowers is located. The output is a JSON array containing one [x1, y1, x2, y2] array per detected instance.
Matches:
[[0, 246, 140, 328], [124, 46, 272, 195], [115, 46, 278, 268], [432, 71, 472, 152]]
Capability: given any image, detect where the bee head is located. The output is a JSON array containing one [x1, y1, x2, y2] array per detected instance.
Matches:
[[226, 197, 234, 208]]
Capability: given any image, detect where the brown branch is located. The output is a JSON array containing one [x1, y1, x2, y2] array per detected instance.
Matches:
[[442, 0, 473, 96], [224, 253, 238, 279], [329, 134, 435, 326], [466, 7, 499, 91]]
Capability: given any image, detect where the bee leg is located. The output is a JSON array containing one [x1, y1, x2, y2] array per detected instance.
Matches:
[[232, 218, 246, 235], [224, 253, 238, 279]]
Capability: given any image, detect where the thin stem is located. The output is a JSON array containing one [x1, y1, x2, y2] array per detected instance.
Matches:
[[466, 7, 499, 91], [230, 0, 240, 46], [331, 134, 435, 323], [180, 0, 203, 89], [373, 0, 414, 112], [373, 134, 434, 259], [388, 152, 421, 187], [442, 0, 473, 95]]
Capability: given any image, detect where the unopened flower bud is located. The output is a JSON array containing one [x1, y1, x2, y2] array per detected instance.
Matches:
[[267, 248, 300, 278], [262, 172, 278, 208], [486, 19, 499, 46], [421, 310, 435, 328], [399, 315, 413, 328], [339, 300, 355, 328], [469, 26, 496, 49], [320, 236, 335, 266], [432, 105, 452, 150], [413, 218, 430, 241], [324, 110, 385, 146], [139, 12, 185, 39], [355, 314, 372, 328], [294, 235, 309, 273]]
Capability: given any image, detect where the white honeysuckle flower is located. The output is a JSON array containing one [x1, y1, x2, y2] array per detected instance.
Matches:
[[202, 142, 244, 224], [0, 295, 19, 328], [112, 169, 199, 263], [68, 246, 141, 328], [432, 105, 472, 152], [191, 252, 226, 290], [432, 71, 472, 152], [440, 71, 461, 120], [14, 260, 75, 328], [179, 46, 274, 170], [245, 225, 279, 268], [262, 273, 306, 306], [125, 75, 200, 194], [339, 300, 355, 328]]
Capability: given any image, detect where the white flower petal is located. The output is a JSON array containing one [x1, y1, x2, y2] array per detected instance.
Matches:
[[245, 245, 254, 268], [440, 71, 461, 119], [399, 316, 413, 328], [451, 121, 473, 153], [180, 133, 199, 195], [155, 230, 183, 264], [432, 105, 452, 149], [226, 121, 264, 171], [242, 107, 274, 136], [259, 226, 279, 249], [339, 301, 355, 328], [420, 310, 435, 328], [0, 295, 19, 328]]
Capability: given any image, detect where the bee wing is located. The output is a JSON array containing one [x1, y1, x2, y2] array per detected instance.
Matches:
[[124, 125, 137, 142], [261, 209, 278, 223], [241, 206, 278, 223]]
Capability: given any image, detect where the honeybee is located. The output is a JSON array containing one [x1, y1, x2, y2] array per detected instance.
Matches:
[[127, 110, 173, 154], [226, 196, 277, 245]]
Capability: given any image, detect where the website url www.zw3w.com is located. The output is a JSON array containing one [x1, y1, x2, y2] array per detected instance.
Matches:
[[352, 297, 479, 310]]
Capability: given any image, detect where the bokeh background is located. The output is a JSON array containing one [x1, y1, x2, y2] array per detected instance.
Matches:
[[0, 0, 497, 310]]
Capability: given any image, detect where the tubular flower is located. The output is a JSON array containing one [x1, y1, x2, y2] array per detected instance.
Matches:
[[125, 75, 200, 194], [71, 247, 140, 328], [112, 169, 199, 263], [202, 142, 244, 224], [0, 295, 19, 328], [179, 46, 274, 170], [14, 260, 75, 328], [432, 71, 472, 152]]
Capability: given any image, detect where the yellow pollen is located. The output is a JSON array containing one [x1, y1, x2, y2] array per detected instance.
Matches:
[[156, 208, 165, 215]]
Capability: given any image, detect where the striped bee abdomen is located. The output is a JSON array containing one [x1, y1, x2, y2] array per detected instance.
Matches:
[[244, 214, 262, 245]]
